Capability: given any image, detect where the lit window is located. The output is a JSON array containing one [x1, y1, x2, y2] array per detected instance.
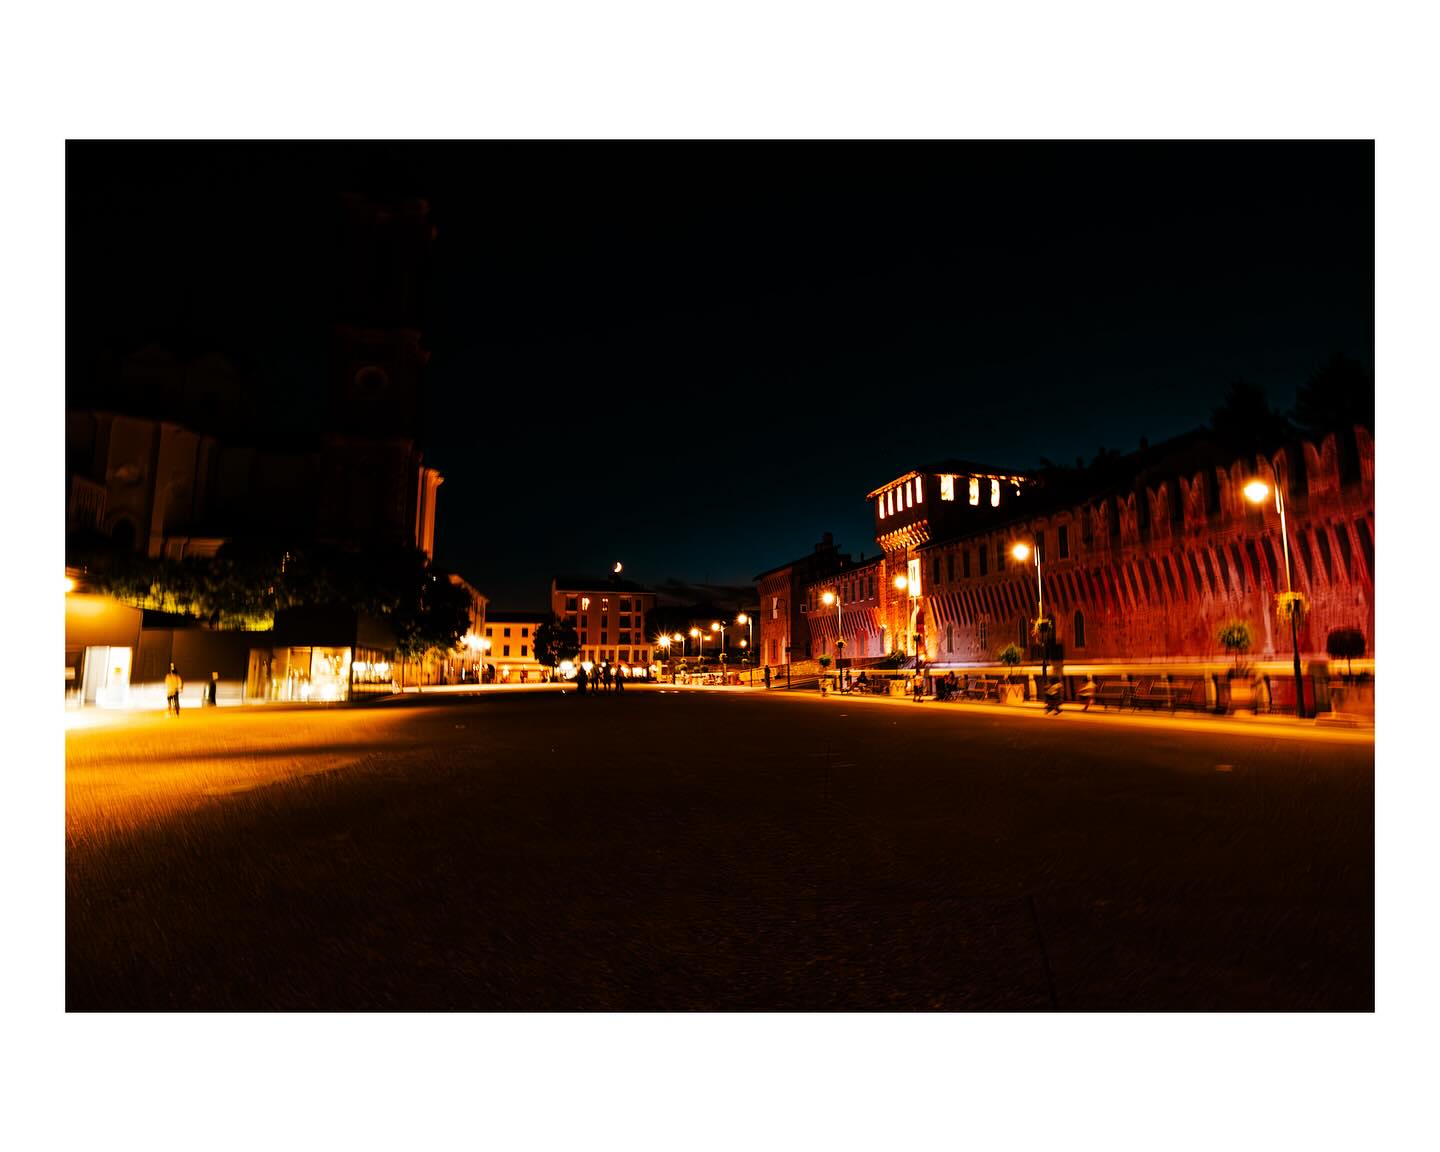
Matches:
[[886, 490, 894, 516], [915, 476, 923, 502], [904, 486, 912, 510], [602, 598, 609, 611], [879, 496, 886, 520], [581, 597, 591, 611], [990, 478, 1000, 507], [940, 475, 954, 501], [969, 477, 980, 505]]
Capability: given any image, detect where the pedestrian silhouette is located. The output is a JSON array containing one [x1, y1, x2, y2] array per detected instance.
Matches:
[[576, 666, 589, 696], [164, 663, 183, 716], [764, 665, 772, 690], [615, 665, 625, 693]]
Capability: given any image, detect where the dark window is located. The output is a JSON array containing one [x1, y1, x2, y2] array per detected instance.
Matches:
[[1082, 512, 1093, 548], [521, 627, 529, 638], [619, 631, 631, 644], [503, 627, 511, 638], [1058, 524, 1070, 559], [1188, 553, 1207, 595], [619, 615, 631, 627], [932, 556, 941, 585], [1037, 533, 1046, 563], [503, 645, 511, 656], [1073, 610, 1086, 648], [979, 547, 989, 576], [1260, 538, 1281, 588], [565, 597, 577, 611], [601, 632, 608, 644], [620, 598, 631, 611], [520, 645, 528, 656], [1355, 518, 1374, 578], [1316, 528, 1335, 582], [947, 553, 955, 581], [1335, 525, 1354, 578], [962, 550, 971, 578]]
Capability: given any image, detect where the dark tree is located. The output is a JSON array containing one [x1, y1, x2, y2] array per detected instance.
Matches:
[[388, 566, 474, 688], [534, 615, 581, 673], [1325, 627, 1366, 678], [1210, 379, 1292, 454], [1293, 352, 1374, 438]]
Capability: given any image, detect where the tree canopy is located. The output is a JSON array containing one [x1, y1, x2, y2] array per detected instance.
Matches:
[[533, 616, 580, 670]]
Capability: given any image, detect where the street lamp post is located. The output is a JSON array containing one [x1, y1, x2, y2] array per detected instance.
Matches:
[[1245, 478, 1308, 719], [736, 613, 753, 685], [712, 621, 724, 683], [821, 590, 842, 688], [1011, 541, 1047, 679], [689, 626, 701, 677]]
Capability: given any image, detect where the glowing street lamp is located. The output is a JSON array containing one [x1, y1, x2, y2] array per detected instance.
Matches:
[[1011, 540, 1049, 679], [820, 590, 843, 685], [737, 612, 753, 684], [1245, 478, 1308, 719]]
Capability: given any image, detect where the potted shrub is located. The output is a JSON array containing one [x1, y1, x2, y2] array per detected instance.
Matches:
[[1325, 627, 1372, 718], [818, 653, 832, 694], [1217, 619, 1255, 711], [996, 643, 1025, 704]]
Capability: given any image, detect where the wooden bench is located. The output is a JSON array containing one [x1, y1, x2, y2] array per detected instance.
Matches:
[[1133, 681, 1179, 711], [963, 678, 999, 701], [1088, 682, 1132, 710]]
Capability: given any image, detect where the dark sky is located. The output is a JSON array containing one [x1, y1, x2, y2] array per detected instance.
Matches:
[[67, 142, 1373, 606]]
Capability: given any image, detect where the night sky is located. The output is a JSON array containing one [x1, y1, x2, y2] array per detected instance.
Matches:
[[67, 142, 1373, 606]]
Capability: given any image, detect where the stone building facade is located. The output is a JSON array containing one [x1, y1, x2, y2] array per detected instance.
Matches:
[[787, 428, 1374, 671]]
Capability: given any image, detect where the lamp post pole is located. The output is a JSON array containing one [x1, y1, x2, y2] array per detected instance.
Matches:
[[1246, 480, 1307, 719], [737, 613, 753, 685], [1033, 545, 1047, 680]]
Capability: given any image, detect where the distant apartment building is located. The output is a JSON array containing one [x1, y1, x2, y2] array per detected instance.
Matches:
[[551, 575, 658, 671], [483, 610, 548, 682]]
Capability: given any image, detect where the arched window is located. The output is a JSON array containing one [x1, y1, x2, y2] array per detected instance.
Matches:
[[1073, 610, 1086, 649]]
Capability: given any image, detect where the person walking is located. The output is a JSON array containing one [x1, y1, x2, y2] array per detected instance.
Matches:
[[615, 665, 626, 694], [576, 665, 589, 696], [601, 664, 613, 694], [205, 671, 218, 707], [763, 665, 772, 690], [164, 663, 183, 716]]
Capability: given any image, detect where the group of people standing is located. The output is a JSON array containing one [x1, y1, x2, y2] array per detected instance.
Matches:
[[574, 664, 625, 696]]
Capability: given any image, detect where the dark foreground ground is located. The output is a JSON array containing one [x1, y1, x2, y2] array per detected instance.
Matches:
[[66, 687, 1373, 1011]]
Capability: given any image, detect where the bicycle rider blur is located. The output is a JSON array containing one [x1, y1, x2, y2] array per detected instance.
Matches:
[[1043, 679, 1063, 714]]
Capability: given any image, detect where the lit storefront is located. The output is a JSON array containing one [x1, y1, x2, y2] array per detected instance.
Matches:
[[262, 606, 398, 702]]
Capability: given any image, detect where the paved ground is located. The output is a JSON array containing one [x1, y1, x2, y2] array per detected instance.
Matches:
[[66, 686, 1373, 1011]]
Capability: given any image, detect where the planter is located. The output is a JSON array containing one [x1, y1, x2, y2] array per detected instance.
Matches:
[[1227, 677, 1255, 714], [998, 683, 1026, 705], [1327, 683, 1375, 720]]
